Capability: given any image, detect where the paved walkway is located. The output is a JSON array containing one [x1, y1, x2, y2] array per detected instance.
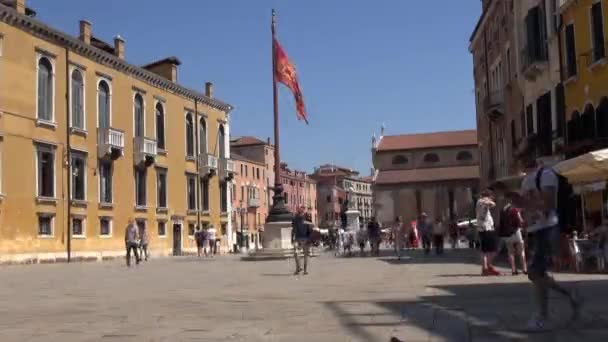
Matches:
[[1, 248, 608, 341]]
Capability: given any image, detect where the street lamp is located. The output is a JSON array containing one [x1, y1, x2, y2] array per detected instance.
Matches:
[[239, 200, 247, 253]]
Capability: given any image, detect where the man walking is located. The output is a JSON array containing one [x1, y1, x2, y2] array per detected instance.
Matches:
[[521, 163, 582, 330], [125, 219, 140, 267], [393, 217, 405, 259], [139, 224, 150, 261], [368, 217, 381, 257], [432, 217, 446, 255], [498, 191, 527, 275], [418, 213, 432, 255], [292, 206, 312, 275]]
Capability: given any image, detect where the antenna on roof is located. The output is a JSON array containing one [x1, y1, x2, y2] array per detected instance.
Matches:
[[380, 123, 385, 136]]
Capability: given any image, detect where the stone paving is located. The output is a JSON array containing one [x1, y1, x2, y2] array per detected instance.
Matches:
[[1, 248, 608, 341]]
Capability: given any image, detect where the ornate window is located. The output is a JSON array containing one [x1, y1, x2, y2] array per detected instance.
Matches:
[[391, 155, 408, 165]]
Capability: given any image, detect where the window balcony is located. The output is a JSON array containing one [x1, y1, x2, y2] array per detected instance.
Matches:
[[219, 158, 235, 180], [483, 90, 504, 119], [199, 153, 218, 177], [520, 44, 548, 81], [248, 197, 260, 208], [97, 127, 124, 159], [133, 136, 157, 166]]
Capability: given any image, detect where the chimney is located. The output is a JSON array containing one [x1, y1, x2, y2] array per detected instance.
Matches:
[[15, 0, 25, 14], [205, 82, 214, 98], [114, 35, 125, 59], [79, 20, 91, 45]]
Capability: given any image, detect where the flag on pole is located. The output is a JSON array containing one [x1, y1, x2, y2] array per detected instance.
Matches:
[[274, 38, 308, 124]]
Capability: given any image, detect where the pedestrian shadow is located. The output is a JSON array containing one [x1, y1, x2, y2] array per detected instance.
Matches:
[[436, 274, 484, 278], [377, 248, 480, 266], [322, 278, 608, 341], [260, 273, 293, 277]]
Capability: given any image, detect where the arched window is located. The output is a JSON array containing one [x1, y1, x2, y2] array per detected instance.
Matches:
[[583, 103, 596, 139], [199, 118, 207, 154], [98, 80, 110, 128], [185, 113, 194, 157], [155, 103, 165, 149], [38, 57, 53, 121], [391, 155, 408, 165], [568, 111, 581, 143], [218, 124, 226, 159], [597, 98, 608, 138], [71, 69, 84, 129], [456, 151, 473, 161], [134, 94, 144, 138], [423, 153, 440, 163]]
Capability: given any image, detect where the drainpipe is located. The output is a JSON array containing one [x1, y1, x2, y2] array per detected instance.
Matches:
[[556, 14, 567, 144], [483, 29, 495, 182], [65, 46, 72, 262], [194, 99, 201, 236]]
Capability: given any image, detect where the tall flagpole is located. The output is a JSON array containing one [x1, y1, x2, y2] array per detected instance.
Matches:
[[267, 8, 292, 222]]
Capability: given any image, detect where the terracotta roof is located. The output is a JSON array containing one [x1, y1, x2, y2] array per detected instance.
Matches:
[[231, 153, 265, 166], [375, 166, 479, 185], [230, 136, 268, 147], [377, 130, 477, 152]]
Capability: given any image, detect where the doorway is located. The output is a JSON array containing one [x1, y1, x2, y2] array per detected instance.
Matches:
[[173, 223, 182, 256]]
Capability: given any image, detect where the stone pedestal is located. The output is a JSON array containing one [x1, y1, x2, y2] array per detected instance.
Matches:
[[345, 209, 361, 232], [242, 221, 294, 260]]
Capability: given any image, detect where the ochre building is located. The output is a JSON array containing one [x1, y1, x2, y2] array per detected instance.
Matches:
[[0, 1, 235, 263]]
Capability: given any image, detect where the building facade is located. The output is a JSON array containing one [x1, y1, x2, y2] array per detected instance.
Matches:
[[311, 164, 373, 227], [231, 153, 267, 249], [280, 163, 317, 225], [470, 0, 528, 188], [230, 136, 275, 207], [372, 130, 480, 226], [559, 0, 608, 222], [0, 1, 234, 263]]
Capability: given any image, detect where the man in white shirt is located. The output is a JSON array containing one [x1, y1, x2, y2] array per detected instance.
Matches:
[[476, 189, 500, 275], [521, 163, 582, 330]]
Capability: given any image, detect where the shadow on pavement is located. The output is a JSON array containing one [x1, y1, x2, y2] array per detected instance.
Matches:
[[377, 248, 480, 266], [322, 279, 608, 341]]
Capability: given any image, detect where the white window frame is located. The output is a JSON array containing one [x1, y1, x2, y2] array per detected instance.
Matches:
[[37, 213, 55, 238], [133, 92, 146, 138], [156, 167, 168, 210], [35, 143, 56, 200], [185, 112, 195, 158], [96, 78, 113, 128], [98, 159, 113, 205], [35, 53, 56, 127], [199, 116, 208, 154], [154, 100, 166, 151], [134, 167, 147, 208], [69, 66, 86, 133], [589, 0, 606, 65], [158, 220, 167, 238], [71, 215, 86, 239], [70, 151, 87, 202], [99, 216, 113, 238], [186, 173, 196, 211]]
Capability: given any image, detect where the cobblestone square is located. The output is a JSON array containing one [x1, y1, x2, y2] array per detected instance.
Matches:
[[2, 249, 608, 341]]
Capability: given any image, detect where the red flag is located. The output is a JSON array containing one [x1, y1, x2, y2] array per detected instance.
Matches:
[[274, 39, 308, 124]]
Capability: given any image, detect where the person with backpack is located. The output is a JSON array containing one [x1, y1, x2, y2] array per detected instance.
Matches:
[[498, 191, 527, 275], [521, 162, 583, 330]]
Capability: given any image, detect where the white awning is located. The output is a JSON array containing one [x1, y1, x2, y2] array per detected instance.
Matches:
[[554, 148, 608, 184]]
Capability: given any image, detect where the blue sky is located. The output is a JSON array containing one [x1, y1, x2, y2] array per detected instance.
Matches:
[[29, 0, 481, 175]]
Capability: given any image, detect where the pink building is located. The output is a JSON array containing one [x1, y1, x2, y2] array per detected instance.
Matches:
[[279, 163, 318, 225], [231, 153, 268, 249]]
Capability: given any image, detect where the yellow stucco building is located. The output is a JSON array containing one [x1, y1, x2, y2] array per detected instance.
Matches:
[[560, 0, 608, 226], [561, 0, 608, 151], [0, 1, 235, 263]]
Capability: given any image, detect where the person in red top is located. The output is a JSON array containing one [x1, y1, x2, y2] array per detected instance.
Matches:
[[498, 191, 528, 275]]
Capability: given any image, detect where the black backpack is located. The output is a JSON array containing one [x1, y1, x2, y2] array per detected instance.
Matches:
[[498, 204, 519, 237], [535, 167, 573, 232]]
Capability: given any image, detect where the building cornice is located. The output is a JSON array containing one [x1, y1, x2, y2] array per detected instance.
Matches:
[[0, 5, 233, 113], [469, 0, 498, 51]]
